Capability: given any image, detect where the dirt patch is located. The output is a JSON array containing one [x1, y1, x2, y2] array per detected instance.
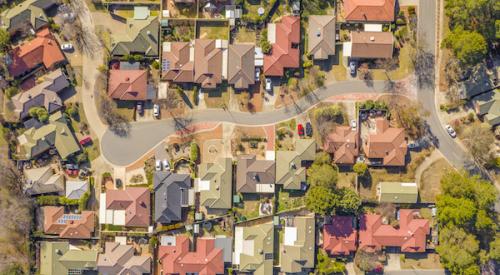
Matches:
[[236, 86, 264, 113], [401, 253, 442, 270], [337, 172, 357, 190], [231, 126, 268, 159], [419, 158, 453, 203]]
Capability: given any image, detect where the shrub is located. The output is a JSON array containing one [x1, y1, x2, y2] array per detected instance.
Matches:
[[353, 162, 368, 176], [151, 60, 160, 70], [190, 142, 199, 163], [28, 107, 49, 122], [78, 191, 90, 211], [4, 86, 19, 99]]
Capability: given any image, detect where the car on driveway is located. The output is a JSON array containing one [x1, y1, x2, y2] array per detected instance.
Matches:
[[60, 43, 73, 51], [445, 124, 457, 138], [155, 160, 162, 171], [297, 124, 304, 136], [350, 119, 357, 130], [265, 78, 272, 92], [255, 68, 261, 81], [153, 104, 160, 119], [305, 122, 313, 137], [349, 60, 357, 76], [137, 101, 144, 116], [163, 160, 170, 171]]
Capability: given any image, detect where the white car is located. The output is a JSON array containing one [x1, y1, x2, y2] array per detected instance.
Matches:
[[255, 68, 261, 81], [265, 78, 272, 92], [60, 43, 73, 51], [350, 119, 357, 130], [153, 104, 160, 118], [445, 124, 457, 138], [162, 160, 170, 171], [155, 160, 162, 171]]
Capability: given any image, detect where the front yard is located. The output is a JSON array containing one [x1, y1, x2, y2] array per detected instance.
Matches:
[[400, 253, 442, 270], [419, 158, 453, 203]]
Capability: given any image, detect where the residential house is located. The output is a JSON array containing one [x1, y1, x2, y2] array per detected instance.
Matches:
[[40, 241, 98, 275], [236, 155, 276, 193], [233, 221, 274, 275], [110, 16, 159, 58], [280, 215, 316, 273], [359, 209, 430, 253], [1, 0, 57, 35], [65, 179, 89, 200], [153, 171, 191, 224], [377, 182, 418, 204], [275, 139, 316, 190], [161, 41, 195, 83], [323, 126, 359, 165], [97, 242, 151, 275], [158, 235, 225, 275], [108, 69, 149, 101], [363, 118, 407, 166], [264, 15, 300, 76], [323, 216, 358, 256], [23, 165, 64, 196], [344, 0, 396, 22], [17, 111, 80, 160], [228, 43, 255, 89], [43, 206, 95, 239], [99, 187, 151, 228], [194, 39, 226, 89], [308, 15, 336, 60], [459, 65, 494, 99], [344, 31, 394, 59], [196, 157, 233, 211], [11, 69, 69, 121], [474, 91, 500, 127], [8, 28, 66, 78]]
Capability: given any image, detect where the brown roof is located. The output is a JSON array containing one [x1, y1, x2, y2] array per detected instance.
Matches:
[[108, 69, 148, 101], [194, 39, 223, 89], [228, 44, 255, 89], [324, 126, 359, 164], [351, 31, 394, 59], [264, 16, 300, 76], [43, 206, 95, 239], [308, 15, 336, 60], [363, 118, 407, 166], [236, 155, 276, 193], [162, 42, 194, 83], [106, 187, 151, 227], [97, 242, 151, 275], [344, 0, 395, 22]]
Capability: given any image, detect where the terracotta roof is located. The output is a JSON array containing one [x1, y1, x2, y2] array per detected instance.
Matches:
[[363, 118, 407, 166], [308, 15, 336, 60], [43, 206, 94, 239], [236, 155, 276, 193], [228, 44, 255, 89], [162, 42, 194, 83], [194, 39, 223, 89], [323, 216, 357, 255], [8, 28, 65, 77], [323, 126, 359, 164], [108, 69, 148, 101], [351, 31, 394, 59], [344, 0, 395, 22], [264, 16, 300, 76], [359, 210, 430, 253], [105, 187, 150, 227], [158, 236, 224, 275]]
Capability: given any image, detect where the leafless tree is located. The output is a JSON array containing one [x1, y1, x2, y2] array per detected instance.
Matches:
[[98, 94, 130, 137], [358, 63, 373, 87]]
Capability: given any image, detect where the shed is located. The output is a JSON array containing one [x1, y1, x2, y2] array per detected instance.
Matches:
[[377, 182, 418, 203]]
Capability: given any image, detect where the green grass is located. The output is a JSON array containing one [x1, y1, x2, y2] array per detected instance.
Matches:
[[204, 85, 230, 108], [371, 45, 415, 80], [114, 9, 135, 19], [277, 190, 306, 212], [235, 28, 257, 43], [197, 24, 229, 40], [0, 124, 7, 147]]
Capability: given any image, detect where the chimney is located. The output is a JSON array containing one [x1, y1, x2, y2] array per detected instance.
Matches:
[[370, 36, 375, 42]]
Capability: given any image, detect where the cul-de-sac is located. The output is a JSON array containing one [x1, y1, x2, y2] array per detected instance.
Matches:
[[0, 0, 499, 274]]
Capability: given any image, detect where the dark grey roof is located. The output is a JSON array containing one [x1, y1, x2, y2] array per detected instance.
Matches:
[[31, 0, 57, 10], [153, 171, 191, 224], [9, 10, 31, 31], [119, 61, 141, 70], [111, 19, 159, 57], [23, 118, 43, 129]]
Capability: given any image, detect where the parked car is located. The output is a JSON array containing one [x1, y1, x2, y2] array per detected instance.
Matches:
[[265, 78, 272, 92], [305, 122, 313, 137], [163, 160, 170, 171], [445, 124, 457, 138], [408, 142, 419, 149], [350, 119, 357, 130], [349, 60, 357, 76], [153, 104, 160, 118], [297, 124, 304, 136], [255, 68, 261, 81], [137, 101, 144, 116], [79, 136, 92, 146], [60, 43, 73, 51], [155, 160, 162, 171]]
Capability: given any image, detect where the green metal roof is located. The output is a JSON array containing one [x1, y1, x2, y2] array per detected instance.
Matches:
[[378, 182, 418, 203], [40, 241, 97, 275], [198, 157, 233, 209], [276, 139, 316, 189]]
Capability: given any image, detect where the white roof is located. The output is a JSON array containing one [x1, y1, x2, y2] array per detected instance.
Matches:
[[160, 235, 176, 246], [284, 226, 298, 246], [343, 42, 352, 57], [99, 193, 107, 224], [233, 227, 244, 265], [254, 47, 264, 66], [265, 151, 275, 161], [113, 210, 126, 226], [364, 24, 383, 32], [268, 24, 276, 44], [256, 183, 275, 193], [115, 236, 127, 245], [65, 180, 88, 199]]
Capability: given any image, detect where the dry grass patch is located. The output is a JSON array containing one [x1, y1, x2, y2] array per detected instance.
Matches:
[[419, 158, 453, 203]]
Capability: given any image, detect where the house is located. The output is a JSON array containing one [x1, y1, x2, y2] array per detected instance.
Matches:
[[110, 16, 159, 58], [196, 157, 233, 211], [228, 44, 255, 89], [108, 69, 149, 101], [459, 65, 494, 99], [40, 241, 98, 275], [43, 206, 95, 239], [264, 16, 300, 76], [161, 41, 195, 83], [8, 28, 66, 78], [474, 91, 500, 127], [323, 126, 359, 164], [11, 69, 69, 121], [194, 39, 226, 89], [1, 0, 57, 35], [280, 215, 316, 273], [359, 209, 430, 253], [377, 182, 418, 203], [23, 165, 64, 196], [65, 179, 89, 200], [344, 0, 395, 22], [233, 221, 274, 275], [344, 31, 394, 59], [363, 118, 407, 166], [276, 139, 316, 190], [323, 216, 358, 256], [97, 242, 151, 275], [308, 15, 336, 60], [158, 236, 225, 275], [17, 111, 80, 160], [99, 187, 151, 228], [153, 171, 191, 224], [236, 155, 276, 193]]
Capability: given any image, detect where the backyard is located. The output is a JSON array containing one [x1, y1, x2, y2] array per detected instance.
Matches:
[[276, 190, 306, 213], [196, 20, 229, 40], [234, 27, 257, 43]]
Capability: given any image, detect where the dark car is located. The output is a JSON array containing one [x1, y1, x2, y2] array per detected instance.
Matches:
[[137, 102, 144, 116], [297, 124, 304, 136], [305, 122, 313, 137]]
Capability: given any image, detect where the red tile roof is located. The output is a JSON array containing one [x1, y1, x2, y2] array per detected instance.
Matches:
[[263, 16, 300, 76], [363, 118, 407, 166], [106, 187, 150, 227], [8, 28, 65, 77], [43, 206, 95, 239], [323, 216, 357, 255], [359, 210, 430, 253], [108, 69, 148, 101], [323, 126, 359, 164], [159, 236, 224, 275], [344, 0, 395, 22]]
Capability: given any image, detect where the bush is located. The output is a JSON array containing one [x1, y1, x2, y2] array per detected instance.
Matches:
[[353, 162, 368, 176], [4, 86, 19, 99], [36, 196, 79, 206], [151, 60, 160, 70], [149, 236, 158, 248], [78, 191, 90, 211], [190, 142, 199, 163], [408, 6, 416, 15], [66, 103, 79, 119], [28, 107, 49, 122]]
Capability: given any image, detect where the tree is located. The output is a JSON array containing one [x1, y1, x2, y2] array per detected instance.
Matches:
[[305, 185, 339, 215], [442, 27, 487, 65], [28, 107, 49, 122], [0, 28, 10, 51], [316, 249, 346, 274], [489, 235, 500, 261], [390, 101, 426, 139], [337, 188, 362, 214], [444, 0, 496, 41], [475, 209, 496, 233], [190, 142, 199, 163], [436, 226, 480, 275], [4, 86, 19, 99], [436, 195, 476, 227], [307, 153, 338, 188], [461, 123, 495, 165], [353, 162, 368, 176]]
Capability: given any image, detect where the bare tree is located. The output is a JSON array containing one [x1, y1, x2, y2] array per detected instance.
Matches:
[[462, 123, 495, 165], [358, 63, 373, 87], [98, 94, 130, 137]]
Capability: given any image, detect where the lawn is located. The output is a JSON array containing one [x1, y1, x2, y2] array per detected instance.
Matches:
[[234, 194, 261, 220], [114, 9, 135, 19], [277, 190, 306, 213], [337, 172, 357, 189], [371, 45, 415, 81], [235, 28, 257, 43], [419, 158, 453, 203], [400, 253, 442, 270], [204, 85, 230, 108], [115, 101, 136, 121], [326, 45, 347, 82], [196, 21, 229, 40]]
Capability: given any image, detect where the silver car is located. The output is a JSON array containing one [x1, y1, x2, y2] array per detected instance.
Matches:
[[445, 124, 457, 138]]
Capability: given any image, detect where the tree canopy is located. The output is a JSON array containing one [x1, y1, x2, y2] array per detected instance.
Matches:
[[436, 195, 476, 227], [444, 0, 496, 41], [0, 28, 10, 51], [437, 226, 480, 275], [305, 185, 339, 215], [442, 27, 488, 65], [307, 152, 338, 188]]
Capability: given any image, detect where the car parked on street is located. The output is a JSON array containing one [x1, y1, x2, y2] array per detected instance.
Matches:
[[305, 122, 313, 137], [297, 124, 304, 136], [153, 104, 160, 119], [445, 124, 457, 138]]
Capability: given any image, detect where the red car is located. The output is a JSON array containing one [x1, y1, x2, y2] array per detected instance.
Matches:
[[297, 124, 304, 136], [79, 136, 92, 146]]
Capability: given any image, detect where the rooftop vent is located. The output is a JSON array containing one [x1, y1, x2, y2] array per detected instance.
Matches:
[[370, 36, 375, 41]]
